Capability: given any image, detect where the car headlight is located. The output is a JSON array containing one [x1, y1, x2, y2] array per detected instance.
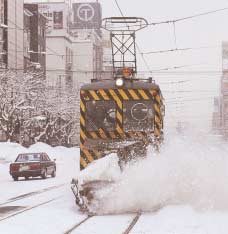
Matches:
[[116, 78, 124, 87]]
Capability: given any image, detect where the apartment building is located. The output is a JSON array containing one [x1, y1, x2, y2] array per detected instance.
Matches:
[[2, 0, 24, 71], [71, 2, 103, 83], [24, 4, 47, 73], [24, 0, 73, 87]]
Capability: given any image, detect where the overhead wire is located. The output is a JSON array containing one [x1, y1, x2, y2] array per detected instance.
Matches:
[[150, 62, 211, 72], [171, 6, 228, 23], [106, 6, 228, 29], [123, 6, 228, 27], [152, 7, 228, 57], [141, 45, 220, 55]]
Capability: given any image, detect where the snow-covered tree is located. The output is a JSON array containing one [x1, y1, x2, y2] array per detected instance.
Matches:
[[0, 71, 80, 146], [27, 83, 80, 146], [0, 71, 45, 142]]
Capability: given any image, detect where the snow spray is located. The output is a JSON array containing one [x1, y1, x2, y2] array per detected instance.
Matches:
[[91, 132, 228, 214]]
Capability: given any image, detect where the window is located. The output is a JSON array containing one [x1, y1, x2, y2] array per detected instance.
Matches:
[[66, 76, 72, 87], [123, 100, 154, 131], [85, 100, 116, 131], [45, 154, 50, 161], [42, 154, 49, 161], [42, 28, 45, 38], [16, 154, 41, 162]]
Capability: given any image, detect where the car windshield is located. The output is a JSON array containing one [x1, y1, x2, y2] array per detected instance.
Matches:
[[16, 154, 41, 162]]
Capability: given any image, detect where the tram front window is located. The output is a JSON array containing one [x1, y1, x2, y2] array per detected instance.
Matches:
[[123, 100, 154, 131], [85, 101, 116, 131]]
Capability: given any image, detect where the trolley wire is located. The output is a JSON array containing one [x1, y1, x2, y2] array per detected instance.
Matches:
[[109, 5, 228, 59], [142, 45, 220, 55], [9, 6, 225, 31], [110, 6, 228, 27]]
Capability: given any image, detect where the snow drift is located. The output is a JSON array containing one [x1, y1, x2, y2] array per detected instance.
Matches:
[[0, 142, 80, 183], [0, 142, 79, 164]]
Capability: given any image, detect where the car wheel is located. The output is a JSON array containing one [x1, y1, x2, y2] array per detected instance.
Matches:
[[13, 176, 18, 181], [51, 168, 56, 178], [41, 169, 47, 179]]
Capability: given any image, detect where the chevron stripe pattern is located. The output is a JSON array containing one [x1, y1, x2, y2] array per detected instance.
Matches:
[[79, 88, 163, 170]]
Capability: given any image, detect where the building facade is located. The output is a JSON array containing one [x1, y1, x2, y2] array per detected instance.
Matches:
[[23, 1, 104, 87], [3, 0, 24, 71], [214, 42, 228, 136], [24, 1, 73, 87], [71, 29, 102, 85], [102, 29, 113, 80], [71, 2, 103, 83], [212, 97, 222, 133], [24, 4, 47, 73], [0, 0, 5, 69]]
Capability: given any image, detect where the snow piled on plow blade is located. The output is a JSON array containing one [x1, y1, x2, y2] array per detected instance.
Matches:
[[78, 153, 121, 184], [90, 133, 228, 214]]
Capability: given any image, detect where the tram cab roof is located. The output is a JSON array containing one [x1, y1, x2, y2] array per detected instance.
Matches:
[[81, 79, 161, 91]]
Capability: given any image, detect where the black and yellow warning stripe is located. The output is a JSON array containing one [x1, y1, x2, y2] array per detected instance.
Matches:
[[79, 97, 102, 170], [79, 88, 163, 170], [150, 90, 163, 137]]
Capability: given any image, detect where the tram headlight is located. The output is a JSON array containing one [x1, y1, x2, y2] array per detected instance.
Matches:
[[116, 78, 124, 87]]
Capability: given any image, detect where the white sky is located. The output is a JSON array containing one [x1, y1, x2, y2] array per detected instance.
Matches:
[[29, 0, 228, 131]]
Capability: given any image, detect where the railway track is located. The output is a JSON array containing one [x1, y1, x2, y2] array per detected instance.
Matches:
[[0, 196, 62, 222], [64, 215, 93, 234], [0, 184, 160, 233], [122, 212, 141, 234], [0, 183, 66, 206], [63, 212, 141, 234], [63, 203, 163, 234]]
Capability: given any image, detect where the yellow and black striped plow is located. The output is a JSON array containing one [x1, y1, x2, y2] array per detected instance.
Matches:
[[79, 88, 163, 170], [150, 89, 163, 138]]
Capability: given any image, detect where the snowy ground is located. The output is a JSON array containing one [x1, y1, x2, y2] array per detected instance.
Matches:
[[0, 132, 228, 234]]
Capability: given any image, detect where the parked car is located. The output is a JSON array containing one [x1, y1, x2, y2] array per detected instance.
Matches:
[[9, 153, 56, 181]]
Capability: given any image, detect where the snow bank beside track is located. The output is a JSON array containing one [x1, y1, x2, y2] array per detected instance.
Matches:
[[0, 142, 80, 183], [0, 142, 79, 164], [0, 142, 27, 162]]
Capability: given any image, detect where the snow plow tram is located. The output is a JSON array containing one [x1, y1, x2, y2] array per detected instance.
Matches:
[[71, 17, 165, 212]]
